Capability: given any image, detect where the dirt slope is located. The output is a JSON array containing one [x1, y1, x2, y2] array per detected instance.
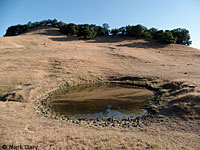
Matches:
[[0, 27, 200, 150]]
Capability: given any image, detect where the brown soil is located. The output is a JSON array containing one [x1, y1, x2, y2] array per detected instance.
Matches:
[[0, 27, 200, 150]]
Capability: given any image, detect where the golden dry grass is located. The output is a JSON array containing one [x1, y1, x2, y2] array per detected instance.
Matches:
[[0, 27, 200, 150]]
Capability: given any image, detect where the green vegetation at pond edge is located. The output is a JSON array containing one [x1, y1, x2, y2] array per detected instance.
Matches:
[[48, 84, 154, 120], [4, 19, 191, 45]]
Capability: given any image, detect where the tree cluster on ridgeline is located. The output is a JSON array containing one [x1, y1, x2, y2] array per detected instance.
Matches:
[[4, 19, 192, 46]]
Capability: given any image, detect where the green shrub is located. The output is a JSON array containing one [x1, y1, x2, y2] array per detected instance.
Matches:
[[77, 24, 97, 39], [153, 30, 164, 40], [125, 24, 150, 39], [160, 31, 177, 44], [111, 28, 119, 35], [171, 28, 192, 46]]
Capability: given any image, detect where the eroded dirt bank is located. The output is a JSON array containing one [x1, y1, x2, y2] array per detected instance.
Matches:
[[0, 27, 200, 149]]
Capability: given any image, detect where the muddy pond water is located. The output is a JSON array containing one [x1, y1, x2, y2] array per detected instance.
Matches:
[[48, 84, 154, 120]]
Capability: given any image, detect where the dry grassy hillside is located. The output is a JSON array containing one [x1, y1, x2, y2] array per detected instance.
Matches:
[[0, 27, 200, 150]]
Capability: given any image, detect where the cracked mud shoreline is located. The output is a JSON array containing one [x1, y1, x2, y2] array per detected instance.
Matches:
[[1, 27, 200, 149]]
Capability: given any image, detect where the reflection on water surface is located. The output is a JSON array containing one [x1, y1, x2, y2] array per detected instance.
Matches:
[[48, 84, 154, 120]]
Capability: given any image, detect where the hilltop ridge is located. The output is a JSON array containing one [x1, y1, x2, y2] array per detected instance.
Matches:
[[4, 19, 192, 45]]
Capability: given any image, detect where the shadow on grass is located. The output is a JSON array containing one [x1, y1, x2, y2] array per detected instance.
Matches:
[[86, 35, 134, 43], [33, 28, 63, 36], [116, 41, 167, 49], [86, 35, 167, 49], [33, 28, 77, 41], [49, 36, 77, 42]]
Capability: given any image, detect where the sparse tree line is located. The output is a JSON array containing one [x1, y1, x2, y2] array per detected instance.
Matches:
[[4, 19, 192, 45]]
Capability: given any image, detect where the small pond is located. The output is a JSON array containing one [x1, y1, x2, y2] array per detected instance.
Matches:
[[48, 84, 154, 120]]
